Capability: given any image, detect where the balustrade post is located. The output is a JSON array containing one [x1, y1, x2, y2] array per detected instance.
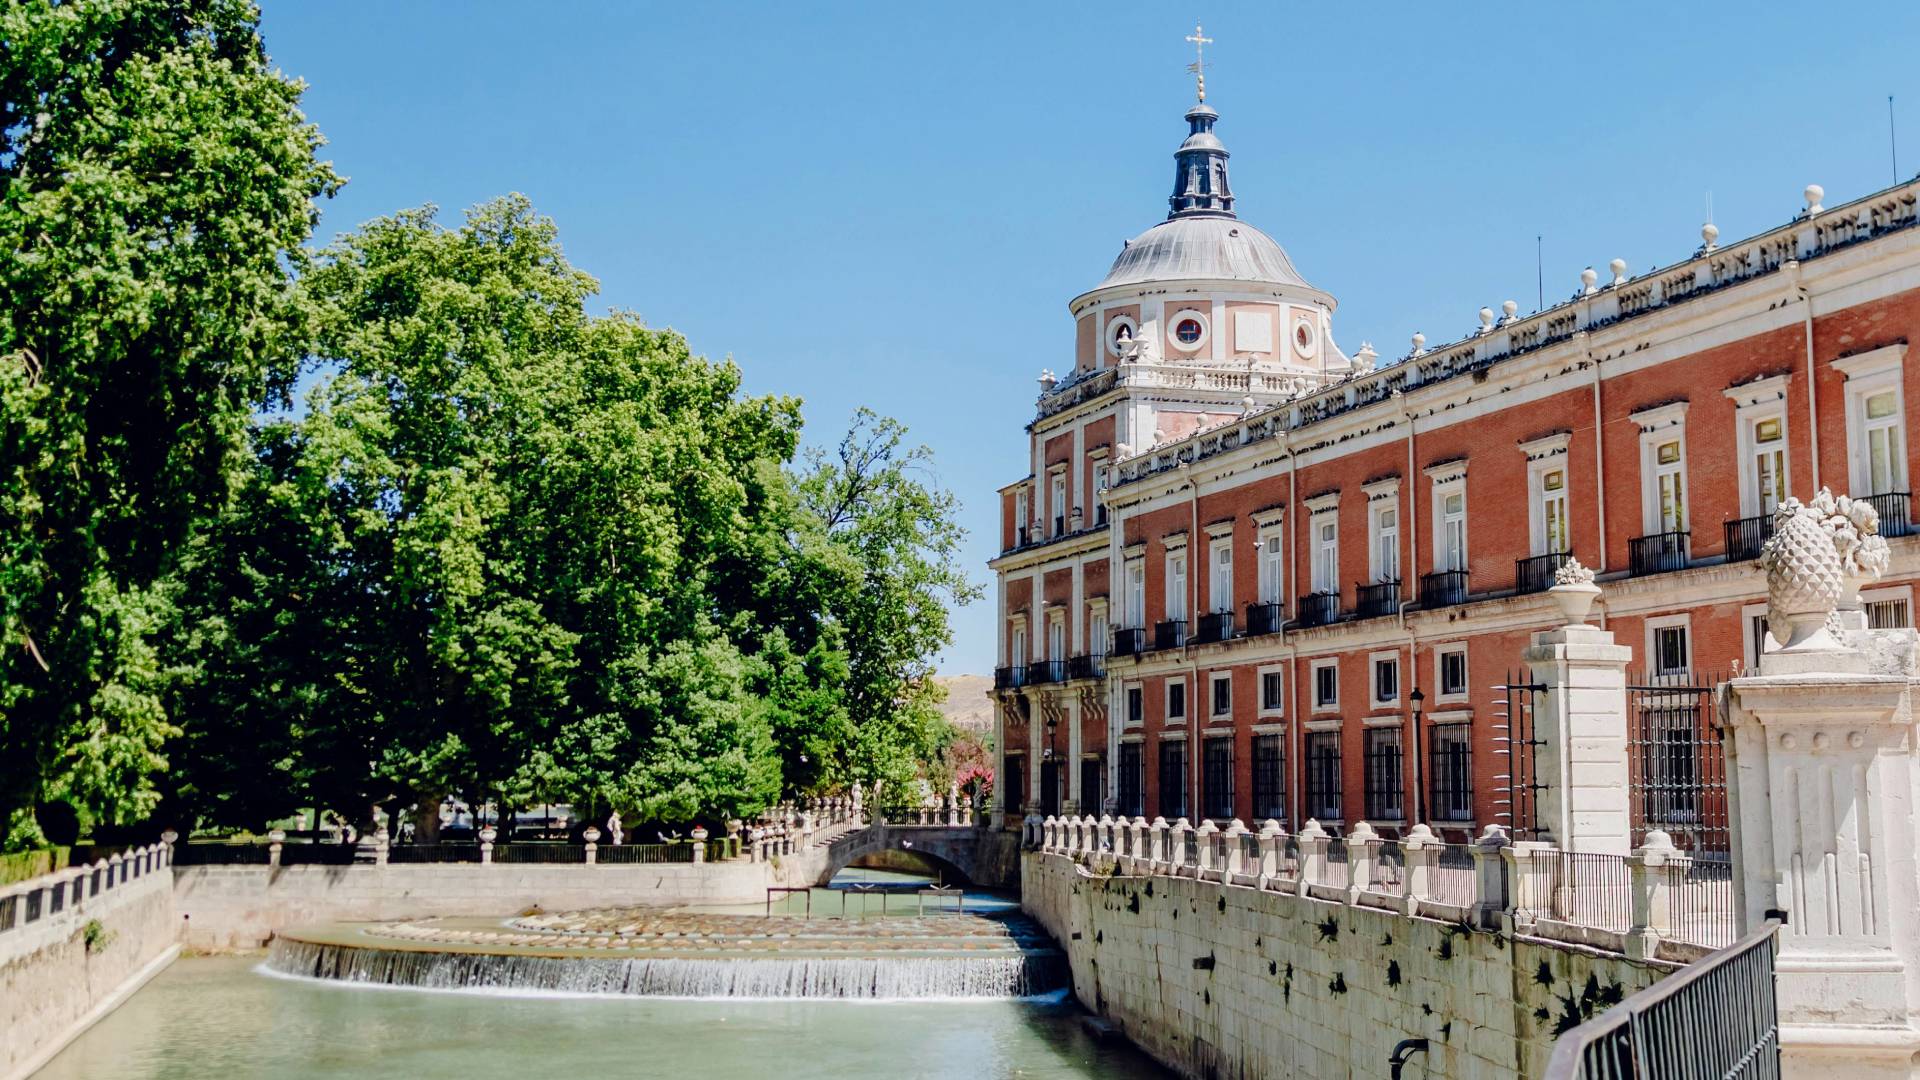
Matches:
[[1401, 824, 1439, 916], [1168, 818, 1192, 875], [583, 826, 600, 866], [692, 826, 710, 865], [1295, 819, 1330, 895], [1095, 813, 1113, 855], [1129, 817, 1149, 871], [1195, 820, 1219, 879], [1148, 817, 1169, 869], [267, 828, 286, 869], [799, 811, 815, 850], [161, 828, 179, 866], [1041, 815, 1057, 852], [1081, 815, 1098, 862], [1470, 824, 1510, 929], [1257, 820, 1284, 886], [1223, 819, 1249, 879], [1503, 840, 1556, 933], [1345, 822, 1380, 905], [479, 825, 497, 865], [373, 826, 390, 866], [1625, 829, 1678, 961]]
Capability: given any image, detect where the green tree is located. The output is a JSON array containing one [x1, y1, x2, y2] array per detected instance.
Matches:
[[0, 0, 338, 848]]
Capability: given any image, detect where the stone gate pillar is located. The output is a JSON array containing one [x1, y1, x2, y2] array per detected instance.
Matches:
[[1523, 561, 1632, 854]]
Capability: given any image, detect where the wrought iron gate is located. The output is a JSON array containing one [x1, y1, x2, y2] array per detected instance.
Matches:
[[1492, 673, 1546, 840], [1626, 669, 1729, 856]]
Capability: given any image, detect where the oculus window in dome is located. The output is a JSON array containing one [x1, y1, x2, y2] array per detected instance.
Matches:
[[1169, 310, 1209, 352]]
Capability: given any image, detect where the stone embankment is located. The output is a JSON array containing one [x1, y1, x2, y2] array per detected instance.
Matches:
[[0, 844, 180, 1080]]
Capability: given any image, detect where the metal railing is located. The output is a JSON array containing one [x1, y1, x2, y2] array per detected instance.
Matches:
[[1545, 920, 1780, 1080], [595, 843, 696, 864], [1516, 551, 1572, 595], [1244, 601, 1284, 636], [1628, 531, 1690, 576], [1295, 591, 1340, 628], [1066, 654, 1105, 680], [1355, 580, 1401, 618], [1419, 569, 1469, 609], [993, 665, 1026, 690], [1026, 660, 1065, 685], [1192, 610, 1235, 644], [1112, 627, 1146, 657], [1153, 619, 1187, 650], [385, 843, 483, 864], [1724, 514, 1774, 562], [1860, 490, 1914, 537]]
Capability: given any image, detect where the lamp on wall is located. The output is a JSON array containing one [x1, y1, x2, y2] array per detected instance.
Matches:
[[1408, 687, 1426, 826], [1043, 714, 1058, 760]]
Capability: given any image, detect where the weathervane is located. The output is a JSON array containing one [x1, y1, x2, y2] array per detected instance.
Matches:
[[1185, 23, 1213, 102]]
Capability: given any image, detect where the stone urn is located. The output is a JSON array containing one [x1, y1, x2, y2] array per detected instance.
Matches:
[[1546, 558, 1601, 625], [478, 825, 497, 845], [1764, 500, 1845, 651], [690, 825, 709, 841], [583, 826, 601, 844]]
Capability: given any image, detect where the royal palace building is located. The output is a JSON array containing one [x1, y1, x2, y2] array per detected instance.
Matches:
[[988, 88, 1920, 844]]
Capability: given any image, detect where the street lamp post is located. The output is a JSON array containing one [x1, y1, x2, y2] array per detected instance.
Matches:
[[1408, 687, 1426, 827]]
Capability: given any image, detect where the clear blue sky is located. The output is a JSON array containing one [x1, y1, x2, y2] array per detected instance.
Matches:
[[259, 1, 1920, 675]]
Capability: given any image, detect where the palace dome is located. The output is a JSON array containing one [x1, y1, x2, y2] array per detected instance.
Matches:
[[1097, 215, 1311, 291]]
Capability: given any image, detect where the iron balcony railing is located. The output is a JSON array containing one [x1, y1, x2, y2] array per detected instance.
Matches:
[[1295, 591, 1340, 629], [993, 665, 1026, 690], [1724, 513, 1775, 562], [1111, 627, 1146, 658], [1516, 551, 1572, 595], [1545, 919, 1780, 1080], [1355, 580, 1401, 619], [1192, 610, 1235, 644], [1026, 660, 1065, 685], [1245, 601, 1285, 636], [1066, 654, 1105, 680], [1628, 531, 1690, 576], [1153, 619, 1188, 651], [1419, 569, 1470, 609], [1859, 490, 1914, 538]]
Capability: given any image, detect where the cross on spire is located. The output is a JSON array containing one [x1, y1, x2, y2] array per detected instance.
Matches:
[[1185, 23, 1213, 102]]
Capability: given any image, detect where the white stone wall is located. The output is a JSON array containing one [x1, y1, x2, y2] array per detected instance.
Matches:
[[1, 855, 180, 1080], [1023, 853, 1667, 1079]]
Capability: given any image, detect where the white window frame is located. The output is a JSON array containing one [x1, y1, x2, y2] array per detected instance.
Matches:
[[1644, 613, 1692, 677], [1049, 467, 1068, 536], [1310, 658, 1340, 714], [1306, 493, 1340, 595], [1167, 308, 1210, 354], [1164, 541, 1189, 623], [1434, 643, 1469, 703], [1166, 675, 1188, 724], [1631, 402, 1690, 535], [1365, 478, 1401, 584], [1254, 517, 1286, 605], [1425, 460, 1469, 573], [1046, 609, 1066, 663], [1088, 598, 1109, 659], [1123, 681, 1145, 728], [1009, 617, 1029, 666], [1370, 650, 1401, 708], [1124, 556, 1146, 629], [1725, 374, 1792, 517], [1210, 672, 1233, 720], [1105, 314, 1139, 359], [1861, 584, 1915, 630], [1833, 345, 1909, 498], [1521, 433, 1573, 557], [1013, 488, 1030, 543], [1257, 664, 1286, 717], [1207, 532, 1234, 614], [1089, 448, 1111, 526]]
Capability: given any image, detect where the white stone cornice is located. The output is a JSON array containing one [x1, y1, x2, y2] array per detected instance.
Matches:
[[1161, 530, 1190, 551], [1203, 519, 1236, 539], [1304, 491, 1340, 514], [1628, 400, 1690, 432], [1831, 342, 1908, 380], [1723, 371, 1792, 407], [1517, 431, 1572, 461], [1249, 505, 1286, 528], [1423, 457, 1469, 483], [1362, 475, 1402, 500]]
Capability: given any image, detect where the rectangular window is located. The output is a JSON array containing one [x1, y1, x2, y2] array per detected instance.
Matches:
[[1261, 671, 1285, 712], [1090, 612, 1109, 658], [1438, 646, 1468, 699], [1118, 742, 1144, 816], [1014, 490, 1029, 543], [1252, 734, 1287, 822], [1440, 490, 1467, 571], [1363, 728, 1404, 822], [1537, 466, 1570, 555], [1313, 662, 1339, 710], [1654, 438, 1686, 532], [1210, 540, 1233, 613], [1867, 596, 1912, 629], [1010, 625, 1027, 667], [1003, 755, 1026, 813], [1126, 561, 1146, 628], [1312, 517, 1339, 593], [1865, 389, 1906, 495], [1652, 623, 1689, 675], [1165, 550, 1188, 621], [1259, 531, 1284, 604], [1167, 680, 1186, 722], [1050, 472, 1066, 536], [1752, 416, 1788, 514], [1305, 732, 1343, 820], [1080, 757, 1104, 818], [1748, 612, 1773, 671], [1211, 673, 1232, 718], [1126, 685, 1144, 727], [1373, 656, 1399, 706], [1203, 737, 1234, 820], [1157, 740, 1188, 819], [1641, 708, 1700, 825], [1047, 616, 1065, 663], [1372, 504, 1399, 583], [1429, 725, 1473, 822]]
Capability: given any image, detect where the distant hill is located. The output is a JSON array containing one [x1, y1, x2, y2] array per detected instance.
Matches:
[[933, 674, 993, 734]]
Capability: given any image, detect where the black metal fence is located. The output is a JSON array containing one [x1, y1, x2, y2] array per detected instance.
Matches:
[[1860, 490, 1913, 538], [1516, 551, 1572, 595], [1355, 580, 1400, 618], [1494, 673, 1547, 840], [1295, 591, 1340, 628], [1627, 670, 1729, 856], [1724, 514, 1774, 562], [1419, 569, 1470, 608], [1545, 920, 1780, 1080], [1153, 619, 1187, 650], [1192, 611, 1235, 643], [1245, 601, 1284, 636], [1628, 531, 1690, 576]]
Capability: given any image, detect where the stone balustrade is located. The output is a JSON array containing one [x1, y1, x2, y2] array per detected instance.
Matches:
[[0, 841, 173, 961], [1022, 812, 1715, 962]]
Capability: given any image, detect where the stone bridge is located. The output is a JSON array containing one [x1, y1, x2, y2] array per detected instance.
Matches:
[[803, 818, 1021, 890]]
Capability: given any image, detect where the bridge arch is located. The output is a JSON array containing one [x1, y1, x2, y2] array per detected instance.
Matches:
[[813, 823, 1007, 888]]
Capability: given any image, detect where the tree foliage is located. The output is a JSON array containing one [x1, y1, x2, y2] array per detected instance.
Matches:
[[0, 0, 339, 847]]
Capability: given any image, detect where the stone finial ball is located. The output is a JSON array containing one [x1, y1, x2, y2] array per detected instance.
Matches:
[[1411, 331, 1425, 350], [1478, 306, 1495, 325], [1609, 257, 1628, 278], [1702, 222, 1720, 244], [1804, 184, 1824, 208], [1501, 300, 1518, 318], [1580, 267, 1598, 288]]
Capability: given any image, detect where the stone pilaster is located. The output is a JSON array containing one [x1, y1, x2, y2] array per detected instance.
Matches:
[[1525, 622, 1633, 854]]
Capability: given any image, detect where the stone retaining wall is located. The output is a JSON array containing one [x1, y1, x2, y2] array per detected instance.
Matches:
[[1023, 852, 1669, 1079], [1, 845, 180, 1080]]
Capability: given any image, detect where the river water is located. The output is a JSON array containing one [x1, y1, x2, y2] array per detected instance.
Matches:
[[37, 870, 1169, 1079]]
